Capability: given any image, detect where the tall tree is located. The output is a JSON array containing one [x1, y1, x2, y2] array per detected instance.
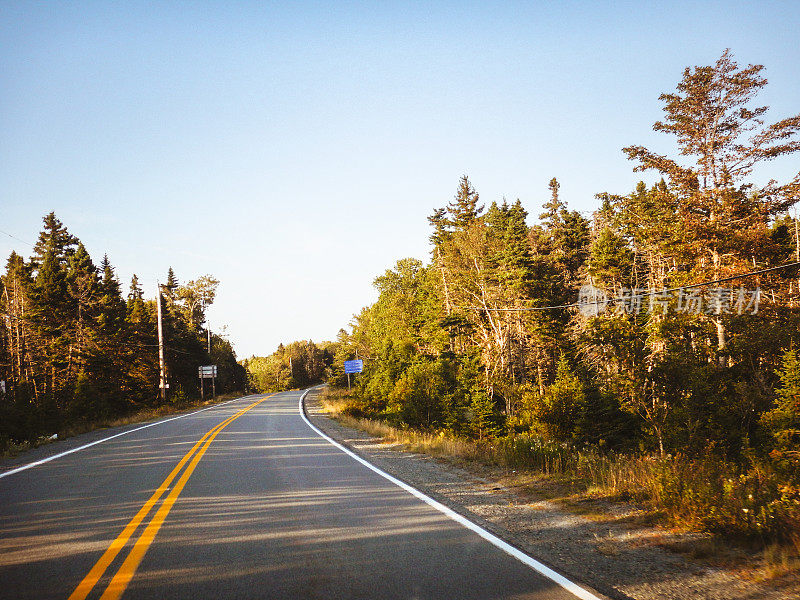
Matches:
[[539, 177, 565, 231], [66, 242, 99, 378], [447, 175, 484, 231], [176, 275, 220, 331], [31, 212, 78, 268], [164, 267, 179, 305], [761, 350, 800, 484], [623, 50, 800, 362], [1, 252, 34, 404], [97, 255, 126, 336]]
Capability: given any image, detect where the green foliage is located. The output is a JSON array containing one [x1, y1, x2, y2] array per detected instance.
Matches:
[[517, 355, 586, 443], [467, 386, 502, 439], [317, 52, 800, 544], [588, 226, 632, 287], [244, 340, 333, 393], [761, 351, 800, 484], [0, 213, 243, 449], [388, 359, 449, 429]]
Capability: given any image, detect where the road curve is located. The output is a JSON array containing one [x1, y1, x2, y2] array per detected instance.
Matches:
[[0, 390, 603, 599]]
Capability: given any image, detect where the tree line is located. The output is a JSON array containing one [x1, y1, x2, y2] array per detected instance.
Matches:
[[0, 214, 245, 449], [332, 51, 800, 533], [243, 340, 336, 393]]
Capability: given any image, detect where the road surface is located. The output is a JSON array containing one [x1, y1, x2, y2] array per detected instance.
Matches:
[[0, 390, 601, 599]]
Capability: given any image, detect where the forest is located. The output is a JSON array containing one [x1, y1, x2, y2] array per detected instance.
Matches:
[[243, 340, 336, 393], [330, 51, 800, 541], [0, 216, 245, 450]]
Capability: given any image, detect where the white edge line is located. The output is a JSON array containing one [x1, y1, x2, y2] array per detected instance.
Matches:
[[0, 395, 257, 480], [298, 388, 604, 600]]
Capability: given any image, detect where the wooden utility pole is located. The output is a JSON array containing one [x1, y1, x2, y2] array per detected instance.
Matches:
[[156, 282, 166, 402], [202, 298, 211, 354], [795, 210, 799, 306]]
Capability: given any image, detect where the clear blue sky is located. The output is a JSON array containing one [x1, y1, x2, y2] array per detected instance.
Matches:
[[2, 1, 798, 359]]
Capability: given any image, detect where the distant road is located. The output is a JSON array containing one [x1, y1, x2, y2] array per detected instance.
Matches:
[[0, 390, 601, 599]]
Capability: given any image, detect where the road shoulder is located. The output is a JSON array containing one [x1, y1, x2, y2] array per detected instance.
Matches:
[[304, 389, 791, 600]]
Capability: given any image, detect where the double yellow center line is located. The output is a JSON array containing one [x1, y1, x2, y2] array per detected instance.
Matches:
[[69, 394, 273, 600]]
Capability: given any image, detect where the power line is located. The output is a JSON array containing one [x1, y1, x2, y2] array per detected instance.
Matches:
[[131, 343, 196, 356], [0, 228, 35, 248], [454, 260, 800, 312]]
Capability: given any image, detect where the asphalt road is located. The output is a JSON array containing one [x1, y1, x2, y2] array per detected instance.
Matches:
[[0, 390, 600, 599]]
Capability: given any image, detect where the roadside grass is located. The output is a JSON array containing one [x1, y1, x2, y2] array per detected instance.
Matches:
[[757, 543, 800, 581], [318, 386, 800, 583], [1, 391, 246, 460]]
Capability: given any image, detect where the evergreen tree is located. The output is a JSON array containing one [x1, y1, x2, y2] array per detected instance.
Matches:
[[499, 200, 535, 295], [128, 274, 143, 301], [761, 350, 800, 483], [539, 177, 565, 231], [31, 212, 77, 268], [126, 275, 147, 327], [164, 267, 179, 304], [587, 226, 632, 288], [67, 243, 99, 320], [485, 200, 510, 232], [469, 386, 500, 440], [1, 252, 33, 402], [447, 175, 484, 230], [623, 50, 800, 362], [66, 243, 100, 380], [533, 354, 585, 443], [97, 255, 126, 335], [29, 246, 71, 415]]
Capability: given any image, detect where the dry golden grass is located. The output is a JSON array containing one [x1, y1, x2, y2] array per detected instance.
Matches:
[[318, 386, 800, 583], [2, 391, 246, 459], [320, 389, 485, 462], [755, 543, 800, 582]]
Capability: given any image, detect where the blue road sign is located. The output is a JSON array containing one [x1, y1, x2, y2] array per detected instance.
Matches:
[[344, 359, 363, 374]]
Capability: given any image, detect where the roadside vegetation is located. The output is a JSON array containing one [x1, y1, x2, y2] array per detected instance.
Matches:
[[0, 220, 246, 452], [243, 340, 336, 393], [326, 50, 800, 568], [322, 386, 800, 581], [2, 390, 244, 460]]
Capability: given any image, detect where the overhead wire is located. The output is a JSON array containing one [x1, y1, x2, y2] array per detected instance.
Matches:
[[453, 260, 800, 312], [0, 228, 35, 247]]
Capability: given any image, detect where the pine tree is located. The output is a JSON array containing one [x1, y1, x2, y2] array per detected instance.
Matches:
[[31, 212, 77, 268], [447, 175, 484, 230], [164, 267, 179, 304], [30, 246, 72, 412], [126, 275, 147, 326], [485, 200, 510, 232], [66, 242, 99, 378], [534, 354, 585, 442], [67, 243, 99, 319], [539, 177, 565, 231], [128, 274, 143, 301], [534, 178, 590, 301], [1, 252, 33, 402], [761, 350, 800, 483], [500, 200, 535, 294], [469, 387, 500, 440], [623, 50, 800, 362], [587, 226, 633, 289], [97, 255, 125, 335]]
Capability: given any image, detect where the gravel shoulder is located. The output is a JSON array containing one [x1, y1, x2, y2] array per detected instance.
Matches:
[[304, 388, 797, 600]]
